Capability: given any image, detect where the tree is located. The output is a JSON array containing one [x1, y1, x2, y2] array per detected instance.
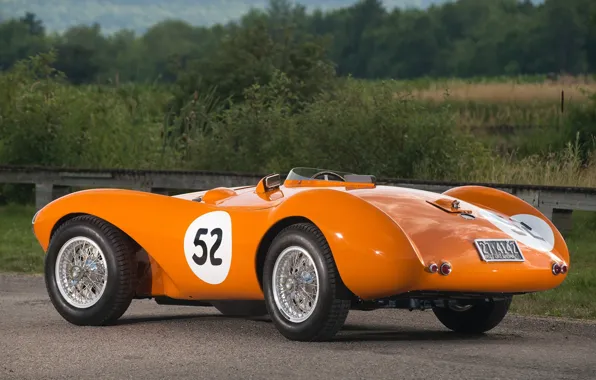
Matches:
[[20, 12, 45, 36], [0, 14, 48, 71]]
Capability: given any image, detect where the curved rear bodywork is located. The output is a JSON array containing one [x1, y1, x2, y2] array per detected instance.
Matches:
[[31, 170, 569, 303], [348, 186, 568, 295]]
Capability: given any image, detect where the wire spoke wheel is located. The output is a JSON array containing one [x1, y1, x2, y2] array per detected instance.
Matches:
[[45, 215, 137, 326], [263, 223, 351, 341], [272, 246, 320, 323], [55, 236, 108, 309]]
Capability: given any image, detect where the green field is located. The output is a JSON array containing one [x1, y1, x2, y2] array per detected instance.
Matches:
[[2, 203, 594, 320]]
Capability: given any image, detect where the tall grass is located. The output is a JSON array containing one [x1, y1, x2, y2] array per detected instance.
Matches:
[[464, 138, 596, 187], [361, 77, 594, 134], [412, 77, 595, 103], [412, 78, 593, 131]]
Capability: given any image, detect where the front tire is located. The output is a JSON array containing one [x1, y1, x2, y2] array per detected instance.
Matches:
[[432, 298, 512, 334], [263, 223, 351, 341], [44, 215, 137, 326]]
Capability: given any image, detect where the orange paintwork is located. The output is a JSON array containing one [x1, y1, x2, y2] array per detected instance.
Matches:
[[32, 175, 569, 301]]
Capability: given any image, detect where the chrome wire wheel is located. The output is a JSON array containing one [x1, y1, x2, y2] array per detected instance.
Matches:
[[272, 246, 320, 323], [55, 236, 108, 309]]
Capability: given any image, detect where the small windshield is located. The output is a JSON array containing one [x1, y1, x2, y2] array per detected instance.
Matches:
[[284, 167, 375, 186], [285, 167, 356, 182]]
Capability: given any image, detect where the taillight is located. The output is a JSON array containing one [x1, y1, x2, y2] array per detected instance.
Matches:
[[428, 263, 438, 273], [560, 264, 568, 274], [439, 262, 452, 276], [552, 262, 561, 275]]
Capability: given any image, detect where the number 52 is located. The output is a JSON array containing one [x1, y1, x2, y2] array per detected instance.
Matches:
[[192, 228, 223, 266]]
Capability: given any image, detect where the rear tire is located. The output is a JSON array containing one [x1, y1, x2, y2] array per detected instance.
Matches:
[[44, 215, 137, 326], [263, 223, 351, 341], [432, 297, 512, 333]]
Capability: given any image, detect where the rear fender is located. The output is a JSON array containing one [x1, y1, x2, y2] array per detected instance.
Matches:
[[269, 188, 424, 300], [443, 186, 569, 264]]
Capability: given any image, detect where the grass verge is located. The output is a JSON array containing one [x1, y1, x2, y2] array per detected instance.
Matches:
[[1, 204, 594, 320], [0, 204, 42, 273]]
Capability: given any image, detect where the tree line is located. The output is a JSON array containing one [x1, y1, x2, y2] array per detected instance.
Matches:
[[1, 0, 595, 90]]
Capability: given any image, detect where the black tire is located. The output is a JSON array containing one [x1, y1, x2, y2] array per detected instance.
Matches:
[[44, 215, 137, 326], [262, 223, 351, 341], [432, 297, 512, 334], [210, 300, 269, 317]]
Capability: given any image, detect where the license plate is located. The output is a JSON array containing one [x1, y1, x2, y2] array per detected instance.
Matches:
[[474, 239, 525, 262]]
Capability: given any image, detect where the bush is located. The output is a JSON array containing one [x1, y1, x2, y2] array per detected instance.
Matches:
[[0, 51, 179, 169], [0, 52, 181, 203], [562, 92, 596, 163], [2, 53, 595, 207], [183, 75, 490, 179]]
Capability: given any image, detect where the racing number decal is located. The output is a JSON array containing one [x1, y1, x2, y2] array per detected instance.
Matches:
[[191, 228, 223, 266], [184, 211, 232, 284]]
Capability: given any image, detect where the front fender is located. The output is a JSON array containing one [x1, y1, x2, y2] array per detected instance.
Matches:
[[269, 188, 424, 300], [33, 189, 200, 252], [32, 188, 270, 299]]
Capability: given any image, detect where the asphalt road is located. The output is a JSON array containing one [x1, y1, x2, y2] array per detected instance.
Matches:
[[1, 273, 595, 380]]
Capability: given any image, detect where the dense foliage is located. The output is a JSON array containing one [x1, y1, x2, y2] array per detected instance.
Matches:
[[1, 51, 594, 184], [0, 0, 592, 84], [1, 0, 596, 204], [0, 52, 482, 177]]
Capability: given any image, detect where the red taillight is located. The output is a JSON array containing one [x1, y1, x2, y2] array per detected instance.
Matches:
[[439, 262, 452, 276], [428, 263, 438, 273], [552, 263, 561, 275], [560, 264, 568, 274]]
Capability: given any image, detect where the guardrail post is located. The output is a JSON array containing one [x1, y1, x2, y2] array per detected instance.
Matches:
[[34, 184, 72, 210], [35, 183, 53, 210], [552, 209, 573, 235], [53, 185, 70, 200], [539, 207, 573, 235]]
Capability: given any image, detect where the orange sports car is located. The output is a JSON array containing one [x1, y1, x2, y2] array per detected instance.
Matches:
[[32, 167, 570, 341]]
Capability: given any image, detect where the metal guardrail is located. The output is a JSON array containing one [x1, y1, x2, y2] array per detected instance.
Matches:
[[2, 165, 595, 233]]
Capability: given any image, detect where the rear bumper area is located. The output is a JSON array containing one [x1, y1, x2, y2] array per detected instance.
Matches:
[[409, 260, 568, 294]]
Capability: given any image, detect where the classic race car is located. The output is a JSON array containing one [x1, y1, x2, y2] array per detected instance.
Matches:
[[32, 167, 570, 341]]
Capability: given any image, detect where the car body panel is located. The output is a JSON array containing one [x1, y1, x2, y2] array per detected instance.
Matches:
[[352, 186, 567, 293], [33, 189, 271, 300], [32, 171, 570, 302]]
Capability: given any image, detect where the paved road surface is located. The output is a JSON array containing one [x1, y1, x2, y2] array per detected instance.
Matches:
[[1, 273, 595, 380]]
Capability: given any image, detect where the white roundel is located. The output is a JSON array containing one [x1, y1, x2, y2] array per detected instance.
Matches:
[[477, 209, 555, 252], [183, 211, 232, 284]]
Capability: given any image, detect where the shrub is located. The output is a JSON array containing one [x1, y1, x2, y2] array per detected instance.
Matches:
[[0, 51, 178, 169], [184, 75, 490, 179], [562, 92, 596, 163]]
